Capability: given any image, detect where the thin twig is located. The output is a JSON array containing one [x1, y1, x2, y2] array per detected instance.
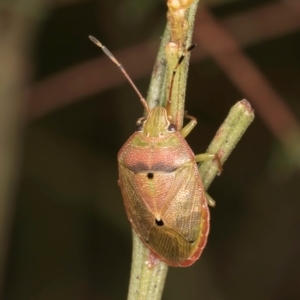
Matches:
[[127, 0, 251, 299], [199, 100, 255, 190], [127, 1, 200, 299]]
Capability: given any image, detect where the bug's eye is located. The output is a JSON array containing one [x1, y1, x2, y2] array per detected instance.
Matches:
[[168, 124, 177, 132], [137, 124, 143, 131]]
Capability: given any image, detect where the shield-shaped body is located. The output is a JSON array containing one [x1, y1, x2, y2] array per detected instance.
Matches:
[[118, 107, 209, 267]]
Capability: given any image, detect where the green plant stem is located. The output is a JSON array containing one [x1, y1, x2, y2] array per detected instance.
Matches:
[[127, 1, 254, 299], [199, 99, 255, 190], [128, 3, 200, 299], [147, 1, 200, 112], [127, 231, 168, 300]]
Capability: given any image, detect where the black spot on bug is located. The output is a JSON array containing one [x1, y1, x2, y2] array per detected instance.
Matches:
[[189, 240, 195, 244], [155, 219, 164, 226], [147, 173, 154, 179], [168, 124, 177, 131]]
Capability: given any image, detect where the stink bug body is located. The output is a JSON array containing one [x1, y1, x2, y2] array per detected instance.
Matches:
[[89, 36, 220, 267], [118, 108, 210, 267]]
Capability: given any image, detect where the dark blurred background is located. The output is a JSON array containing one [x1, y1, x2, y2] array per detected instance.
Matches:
[[1, 0, 300, 299]]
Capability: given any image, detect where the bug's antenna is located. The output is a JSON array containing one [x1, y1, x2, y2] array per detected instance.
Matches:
[[166, 44, 196, 113], [89, 35, 149, 113]]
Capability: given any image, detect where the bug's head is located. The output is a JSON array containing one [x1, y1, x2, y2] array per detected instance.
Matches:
[[139, 107, 176, 137]]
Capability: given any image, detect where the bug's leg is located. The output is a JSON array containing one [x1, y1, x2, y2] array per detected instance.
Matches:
[[180, 112, 197, 138], [205, 192, 216, 207], [195, 151, 222, 206], [185, 109, 222, 207], [194, 153, 223, 175]]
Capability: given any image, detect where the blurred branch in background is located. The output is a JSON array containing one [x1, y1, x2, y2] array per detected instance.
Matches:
[[28, 1, 300, 119], [28, 40, 159, 117], [0, 0, 47, 295], [50, 0, 244, 8], [194, 6, 300, 168]]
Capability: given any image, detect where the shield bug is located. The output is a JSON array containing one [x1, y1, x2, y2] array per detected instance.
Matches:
[[89, 36, 221, 267]]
